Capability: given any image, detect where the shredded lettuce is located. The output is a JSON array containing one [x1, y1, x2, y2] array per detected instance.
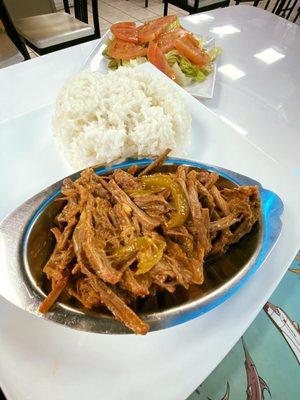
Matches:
[[172, 62, 192, 87], [102, 40, 111, 57], [208, 47, 222, 62], [166, 50, 209, 82], [165, 50, 181, 66], [124, 57, 147, 67], [166, 17, 181, 32], [197, 37, 205, 49], [108, 57, 147, 70], [108, 58, 121, 70], [102, 45, 109, 58]]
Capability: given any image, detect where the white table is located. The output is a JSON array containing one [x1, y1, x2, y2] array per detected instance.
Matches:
[[0, 6, 299, 400], [182, 6, 300, 174]]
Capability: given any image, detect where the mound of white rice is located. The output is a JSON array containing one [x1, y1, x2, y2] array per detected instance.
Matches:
[[53, 68, 191, 170]]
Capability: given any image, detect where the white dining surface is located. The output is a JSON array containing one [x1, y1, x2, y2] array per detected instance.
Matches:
[[0, 5, 299, 400], [184, 6, 300, 174]]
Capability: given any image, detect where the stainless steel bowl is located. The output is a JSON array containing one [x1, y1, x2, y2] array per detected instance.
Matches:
[[0, 158, 283, 334]]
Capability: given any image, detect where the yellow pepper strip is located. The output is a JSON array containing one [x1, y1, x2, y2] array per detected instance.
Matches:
[[136, 234, 166, 275], [126, 188, 157, 197], [112, 237, 152, 262], [111, 235, 166, 275], [140, 174, 189, 228]]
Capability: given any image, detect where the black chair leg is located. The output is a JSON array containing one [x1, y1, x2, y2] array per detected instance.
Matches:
[[0, 0, 30, 60], [164, 0, 168, 16], [91, 0, 100, 38], [286, 0, 297, 19], [145, 0, 148, 7], [12, 35, 30, 60], [274, 0, 286, 14], [63, 0, 70, 13]]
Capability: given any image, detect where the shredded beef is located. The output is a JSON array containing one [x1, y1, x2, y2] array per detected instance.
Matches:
[[39, 153, 261, 335]]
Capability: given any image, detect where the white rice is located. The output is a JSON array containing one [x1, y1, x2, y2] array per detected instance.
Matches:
[[53, 68, 191, 170]]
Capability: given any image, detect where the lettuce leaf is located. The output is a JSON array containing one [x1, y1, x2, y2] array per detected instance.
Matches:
[[122, 57, 147, 67], [166, 50, 209, 82], [166, 17, 181, 32], [108, 57, 147, 70], [102, 40, 111, 58], [108, 58, 121, 70], [208, 47, 222, 61], [165, 50, 181, 66], [197, 37, 205, 49], [172, 62, 192, 87]]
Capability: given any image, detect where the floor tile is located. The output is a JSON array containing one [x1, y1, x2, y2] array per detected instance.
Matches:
[[88, 12, 112, 28], [122, 7, 158, 19], [127, 0, 148, 5], [101, 28, 110, 37], [110, 0, 142, 11], [98, 3, 120, 13], [169, 4, 187, 12], [100, 17, 112, 29], [147, 3, 165, 15], [128, 0, 159, 7], [118, 4, 147, 14], [101, 9, 136, 23], [143, 0, 163, 4]]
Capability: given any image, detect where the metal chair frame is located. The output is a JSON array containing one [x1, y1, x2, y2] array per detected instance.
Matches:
[[163, 0, 230, 16], [271, 0, 299, 19], [235, 0, 299, 20], [164, 0, 299, 21], [293, 5, 299, 21]]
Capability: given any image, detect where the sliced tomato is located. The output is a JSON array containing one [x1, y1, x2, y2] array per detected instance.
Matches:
[[108, 38, 147, 60], [111, 22, 138, 43], [111, 22, 136, 30], [138, 15, 178, 43], [147, 41, 176, 81], [155, 28, 186, 53], [151, 15, 178, 29], [174, 34, 210, 66]]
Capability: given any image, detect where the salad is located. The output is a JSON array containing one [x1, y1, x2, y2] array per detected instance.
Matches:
[[102, 15, 221, 87]]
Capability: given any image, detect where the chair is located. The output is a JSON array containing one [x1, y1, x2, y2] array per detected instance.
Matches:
[[234, 0, 299, 22], [0, 29, 24, 68], [293, 6, 299, 22], [4, 0, 56, 20], [163, 0, 230, 16], [0, 0, 30, 60], [270, 0, 299, 20], [2, 0, 100, 55]]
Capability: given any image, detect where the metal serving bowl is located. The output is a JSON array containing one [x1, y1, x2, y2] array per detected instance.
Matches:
[[0, 158, 283, 334]]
